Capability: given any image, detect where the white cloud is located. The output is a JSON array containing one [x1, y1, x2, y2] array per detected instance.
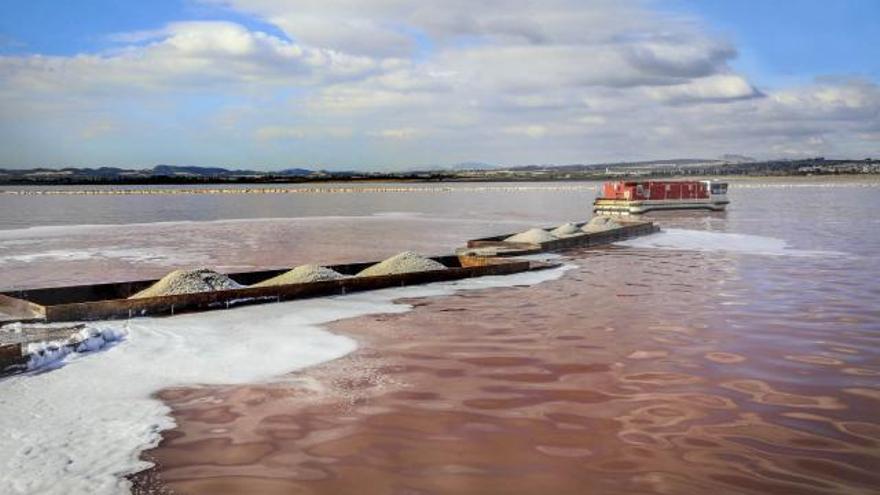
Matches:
[[255, 125, 354, 141], [79, 120, 120, 140], [254, 126, 307, 141], [369, 127, 421, 139], [0, 1, 878, 168], [503, 125, 548, 138], [0, 21, 381, 94], [647, 74, 760, 103]]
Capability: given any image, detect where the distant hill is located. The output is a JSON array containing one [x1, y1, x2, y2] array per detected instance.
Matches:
[[151, 165, 313, 177], [152, 165, 235, 176], [719, 154, 756, 163], [446, 162, 499, 171], [0, 157, 875, 185], [277, 168, 312, 176], [507, 158, 723, 172], [0, 164, 317, 184]]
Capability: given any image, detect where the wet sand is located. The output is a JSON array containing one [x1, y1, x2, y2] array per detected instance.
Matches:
[[132, 244, 880, 494]]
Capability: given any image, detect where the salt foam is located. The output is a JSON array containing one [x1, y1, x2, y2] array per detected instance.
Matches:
[[616, 228, 846, 257], [0, 264, 571, 495], [24, 326, 128, 371]]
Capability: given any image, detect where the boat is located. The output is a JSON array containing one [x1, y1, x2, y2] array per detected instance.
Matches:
[[593, 180, 729, 215]]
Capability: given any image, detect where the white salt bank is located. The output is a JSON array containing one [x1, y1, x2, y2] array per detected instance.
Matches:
[[0, 264, 570, 495], [616, 228, 846, 258]]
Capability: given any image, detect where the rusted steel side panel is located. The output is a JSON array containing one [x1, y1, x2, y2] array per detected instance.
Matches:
[[457, 254, 532, 267], [41, 260, 533, 322], [464, 241, 541, 254], [3, 256, 471, 306], [0, 343, 26, 372], [465, 221, 658, 251], [0, 293, 46, 322]]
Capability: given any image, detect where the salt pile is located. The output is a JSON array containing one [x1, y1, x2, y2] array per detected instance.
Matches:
[[505, 228, 558, 244], [130, 268, 242, 299], [253, 264, 346, 287], [357, 251, 447, 277], [582, 215, 622, 233], [25, 325, 128, 371], [0, 264, 570, 495], [550, 222, 581, 237]]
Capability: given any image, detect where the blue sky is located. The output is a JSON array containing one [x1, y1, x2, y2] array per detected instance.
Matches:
[[0, 0, 878, 169], [0, 0, 288, 54], [673, 0, 880, 87], [3, 0, 876, 84]]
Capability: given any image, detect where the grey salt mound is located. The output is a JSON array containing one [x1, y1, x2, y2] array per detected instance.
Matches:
[[550, 222, 581, 237], [505, 228, 558, 244], [130, 268, 242, 299], [357, 251, 446, 277], [252, 265, 346, 287], [582, 216, 622, 233]]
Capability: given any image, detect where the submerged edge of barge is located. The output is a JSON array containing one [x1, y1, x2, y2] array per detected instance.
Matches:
[[0, 219, 659, 372], [0, 255, 546, 325], [460, 218, 658, 257]]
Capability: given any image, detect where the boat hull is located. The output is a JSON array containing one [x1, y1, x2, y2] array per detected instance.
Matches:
[[461, 219, 659, 256], [0, 256, 552, 323], [593, 198, 729, 215]]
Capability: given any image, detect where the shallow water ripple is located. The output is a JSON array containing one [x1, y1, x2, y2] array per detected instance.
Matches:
[[134, 241, 880, 494]]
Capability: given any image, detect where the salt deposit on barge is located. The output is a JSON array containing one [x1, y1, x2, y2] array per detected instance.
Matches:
[[0, 254, 540, 325], [593, 180, 729, 214], [460, 217, 658, 257], [0, 218, 658, 373]]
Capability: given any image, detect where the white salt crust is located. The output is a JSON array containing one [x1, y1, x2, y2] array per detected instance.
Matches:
[[0, 265, 570, 495]]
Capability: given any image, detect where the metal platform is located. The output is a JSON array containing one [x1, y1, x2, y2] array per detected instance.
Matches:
[[0, 255, 557, 324], [458, 219, 659, 258]]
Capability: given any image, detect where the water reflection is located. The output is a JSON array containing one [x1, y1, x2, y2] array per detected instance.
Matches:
[[134, 238, 880, 494]]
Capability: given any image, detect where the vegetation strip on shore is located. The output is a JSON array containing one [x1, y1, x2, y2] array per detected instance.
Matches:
[[0, 185, 601, 196]]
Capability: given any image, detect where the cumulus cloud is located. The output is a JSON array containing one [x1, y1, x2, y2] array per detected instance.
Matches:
[[369, 127, 421, 140], [0, 21, 382, 94], [503, 125, 548, 138], [254, 126, 308, 141], [646, 74, 761, 103], [255, 125, 354, 141], [0, 0, 877, 168]]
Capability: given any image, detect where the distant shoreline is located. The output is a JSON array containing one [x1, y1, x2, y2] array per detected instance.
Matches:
[[1, 158, 876, 186], [1, 174, 877, 196], [1, 171, 878, 187]]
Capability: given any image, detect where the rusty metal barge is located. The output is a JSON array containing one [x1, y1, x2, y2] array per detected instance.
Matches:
[[0, 255, 546, 325], [459, 218, 658, 257], [0, 218, 659, 372]]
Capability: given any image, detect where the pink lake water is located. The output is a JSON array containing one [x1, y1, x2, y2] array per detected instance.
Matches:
[[1, 178, 878, 494]]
